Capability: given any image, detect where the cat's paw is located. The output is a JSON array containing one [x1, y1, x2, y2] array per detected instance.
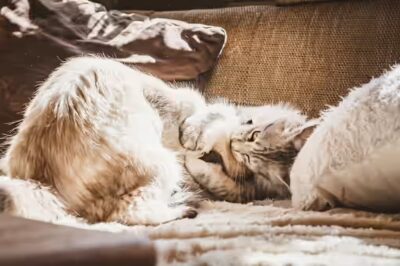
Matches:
[[180, 106, 241, 152], [295, 187, 336, 211], [180, 117, 202, 150], [123, 202, 197, 226], [154, 205, 198, 224], [181, 206, 198, 219], [180, 113, 214, 152]]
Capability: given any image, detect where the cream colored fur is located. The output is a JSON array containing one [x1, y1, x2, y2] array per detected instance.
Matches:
[[1, 56, 205, 224], [0, 175, 78, 223], [291, 64, 400, 212], [182, 103, 316, 202], [0, 56, 314, 225]]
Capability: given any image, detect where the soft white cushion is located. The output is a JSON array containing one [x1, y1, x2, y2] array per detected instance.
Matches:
[[290, 65, 400, 212]]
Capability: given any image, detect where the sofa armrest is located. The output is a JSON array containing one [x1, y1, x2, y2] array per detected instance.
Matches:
[[0, 214, 156, 266], [93, 0, 336, 10], [93, 0, 274, 10]]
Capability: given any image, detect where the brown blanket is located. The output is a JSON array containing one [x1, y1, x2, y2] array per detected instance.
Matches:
[[0, 0, 226, 146]]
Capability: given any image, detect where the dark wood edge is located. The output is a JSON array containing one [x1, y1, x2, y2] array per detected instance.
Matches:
[[0, 214, 156, 266]]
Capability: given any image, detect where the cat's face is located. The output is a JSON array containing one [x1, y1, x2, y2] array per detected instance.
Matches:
[[230, 118, 315, 186]]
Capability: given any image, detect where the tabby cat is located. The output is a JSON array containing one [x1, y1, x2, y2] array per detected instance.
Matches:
[[181, 104, 317, 203], [0, 56, 315, 224]]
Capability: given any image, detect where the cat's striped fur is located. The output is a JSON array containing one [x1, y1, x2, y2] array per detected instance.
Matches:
[[182, 104, 317, 203], [0, 56, 316, 224]]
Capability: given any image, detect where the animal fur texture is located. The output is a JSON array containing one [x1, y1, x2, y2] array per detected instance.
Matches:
[[182, 103, 317, 202], [0, 56, 315, 224], [1, 56, 203, 224], [291, 64, 400, 212]]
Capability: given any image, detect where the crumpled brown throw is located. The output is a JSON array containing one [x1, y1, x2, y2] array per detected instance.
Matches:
[[0, 0, 226, 148]]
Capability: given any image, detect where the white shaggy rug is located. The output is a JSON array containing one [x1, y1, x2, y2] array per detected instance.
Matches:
[[63, 200, 400, 265], [2, 176, 399, 265]]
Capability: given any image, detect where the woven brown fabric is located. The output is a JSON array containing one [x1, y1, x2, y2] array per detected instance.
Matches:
[[275, 0, 331, 5], [152, 0, 400, 117]]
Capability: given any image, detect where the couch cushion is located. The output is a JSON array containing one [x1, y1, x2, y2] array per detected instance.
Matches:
[[153, 0, 400, 117]]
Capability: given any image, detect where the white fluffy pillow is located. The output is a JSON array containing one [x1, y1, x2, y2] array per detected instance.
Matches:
[[290, 65, 400, 212]]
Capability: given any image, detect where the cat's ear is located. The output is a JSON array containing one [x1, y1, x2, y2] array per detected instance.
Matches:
[[292, 119, 319, 151]]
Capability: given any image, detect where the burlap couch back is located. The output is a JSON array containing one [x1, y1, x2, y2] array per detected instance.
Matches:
[[154, 0, 400, 117]]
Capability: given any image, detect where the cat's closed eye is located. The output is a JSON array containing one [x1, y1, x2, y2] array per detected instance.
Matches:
[[247, 130, 260, 142]]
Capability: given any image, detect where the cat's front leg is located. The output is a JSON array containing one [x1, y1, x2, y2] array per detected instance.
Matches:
[[184, 154, 249, 203], [180, 102, 240, 152], [117, 146, 198, 225]]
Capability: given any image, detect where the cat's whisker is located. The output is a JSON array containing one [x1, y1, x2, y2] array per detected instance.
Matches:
[[274, 173, 291, 192]]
